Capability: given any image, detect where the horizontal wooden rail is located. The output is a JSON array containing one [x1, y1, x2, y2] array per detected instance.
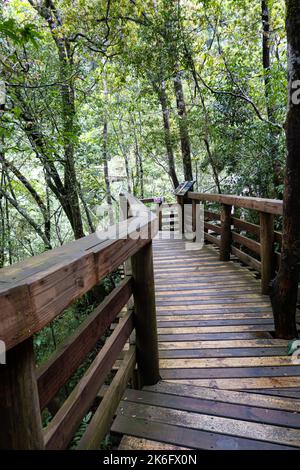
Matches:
[[232, 232, 261, 255], [78, 345, 136, 449], [232, 217, 260, 237], [37, 277, 133, 410], [188, 192, 283, 215], [0, 203, 156, 350], [44, 311, 134, 449], [0, 192, 160, 450], [182, 192, 283, 295]]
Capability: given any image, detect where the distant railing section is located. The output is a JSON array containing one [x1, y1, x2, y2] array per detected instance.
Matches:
[[176, 191, 283, 295], [0, 193, 160, 450]]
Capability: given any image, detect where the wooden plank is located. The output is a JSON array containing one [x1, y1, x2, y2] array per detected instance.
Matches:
[[159, 356, 298, 369], [121, 388, 300, 429], [37, 277, 133, 410], [158, 339, 287, 349], [160, 366, 300, 380], [158, 332, 273, 341], [119, 436, 190, 450], [157, 313, 273, 321], [157, 307, 272, 316], [156, 288, 265, 297], [204, 210, 221, 221], [231, 246, 262, 272], [246, 388, 300, 399], [204, 221, 222, 234], [166, 377, 300, 390], [188, 192, 283, 215], [78, 346, 136, 450], [158, 347, 286, 358], [232, 232, 261, 255], [116, 401, 300, 447], [204, 232, 221, 247], [44, 311, 134, 450], [112, 414, 292, 450], [157, 319, 274, 327], [146, 382, 300, 413], [231, 217, 260, 237]]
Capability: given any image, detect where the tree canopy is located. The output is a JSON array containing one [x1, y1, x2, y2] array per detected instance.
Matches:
[[0, 0, 288, 264]]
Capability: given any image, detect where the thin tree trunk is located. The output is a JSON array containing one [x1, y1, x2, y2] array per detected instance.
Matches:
[[173, 70, 193, 181], [58, 42, 84, 239], [203, 138, 222, 194], [131, 116, 144, 198], [261, 0, 283, 195], [78, 183, 95, 233], [102, 119, 114, 226], [270, 0, 300, 339], [158, 81, 179, 188], [28, 0, 84, 240], [115, 102, 132, 193]]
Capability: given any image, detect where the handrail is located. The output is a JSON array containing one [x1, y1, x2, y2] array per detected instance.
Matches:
[[188, 192, 283, 215], [0, 193, 157, 350], [178, 191, 283, 296], [0, 192, 160, 450]]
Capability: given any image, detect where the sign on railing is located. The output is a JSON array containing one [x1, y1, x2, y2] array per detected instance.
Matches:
[[174, 181, 196, 196]]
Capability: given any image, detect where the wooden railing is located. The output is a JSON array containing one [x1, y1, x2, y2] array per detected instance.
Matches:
[[176, 192, 283, 295], [140, 197, 164, 231], [0, 193, 160, 450]]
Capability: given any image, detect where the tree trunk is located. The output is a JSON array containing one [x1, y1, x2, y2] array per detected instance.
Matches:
[[58, 42, 84, 239], [203, 138, 222, 194], [270, 0, 300, 339], [102, 120, 114, 226], [29, 0, 84, 240], [261, 0, 283, 195], [158, 82, 179, 188], [173, 71, 193, 181]]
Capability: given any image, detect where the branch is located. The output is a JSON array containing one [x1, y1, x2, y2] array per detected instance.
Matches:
[[0, 156, 47, 215], [197, 74, 283, 130], [0, 187, 51, 248]]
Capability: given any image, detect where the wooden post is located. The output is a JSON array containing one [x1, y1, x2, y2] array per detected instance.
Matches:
[[0, 338, 44, 449], [260, 211, 274, 295], [192, 200, 199, 239], [131, 241, 160, 387], [176, 195, 184, 235], [220, 204, 232, 261], [156, 202, 163, 231]]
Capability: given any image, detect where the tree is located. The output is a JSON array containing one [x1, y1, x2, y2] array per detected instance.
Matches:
[[271, 0, 300, 339]]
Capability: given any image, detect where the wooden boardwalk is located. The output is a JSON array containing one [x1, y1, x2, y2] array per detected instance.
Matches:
[[112, 237, 300, 450]]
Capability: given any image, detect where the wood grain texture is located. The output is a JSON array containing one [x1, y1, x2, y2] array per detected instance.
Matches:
[[78, 346, 136, 449], [0, 194, 157, 350], [113, 237, 299, 451], [188, 192, 283, 215], [44, 311, 134, 449], [37, 277, 133, 410]]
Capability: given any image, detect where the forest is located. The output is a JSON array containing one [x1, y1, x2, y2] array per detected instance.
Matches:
[[0, 0, 288, 262], [1, 0, 300, 454]]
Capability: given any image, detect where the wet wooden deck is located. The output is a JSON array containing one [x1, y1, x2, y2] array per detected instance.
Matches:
[[112, 237, 300, 450]]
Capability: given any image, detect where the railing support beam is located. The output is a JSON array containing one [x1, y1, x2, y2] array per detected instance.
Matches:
[[0, 338, 44, 449], [131, 241, 160, 387], [260, 212, 274, 295], [220, 204, 232, 261]]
